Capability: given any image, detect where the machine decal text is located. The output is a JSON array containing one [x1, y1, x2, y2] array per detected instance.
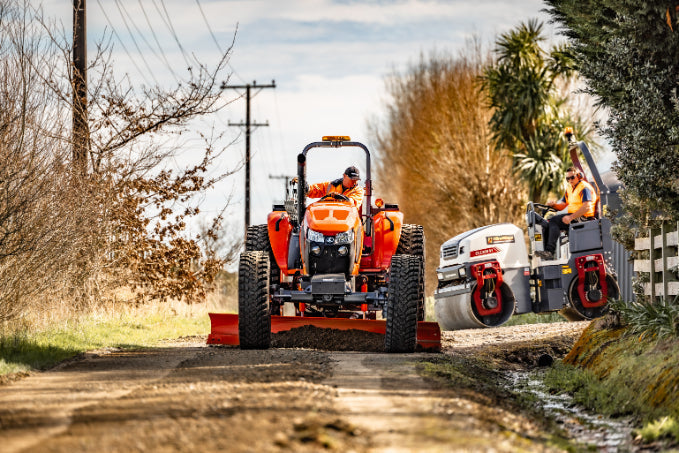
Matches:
[[486, 235, 515, 244]]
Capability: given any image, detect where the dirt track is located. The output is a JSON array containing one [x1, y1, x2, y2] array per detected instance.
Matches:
[[0, 322, 590, 452]]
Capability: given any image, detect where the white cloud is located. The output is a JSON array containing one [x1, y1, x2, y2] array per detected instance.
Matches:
[[38, 0, 556, 235]]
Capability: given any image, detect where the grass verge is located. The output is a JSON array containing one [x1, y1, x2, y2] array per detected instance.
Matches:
[[0, 310, 210, 376], [503, 311, 565, 326], [418, 355, 576, 451], [543, 318, 679, 447]]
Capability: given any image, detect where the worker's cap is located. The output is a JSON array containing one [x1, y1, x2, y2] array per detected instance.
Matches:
[[344, 166, 360, 180]]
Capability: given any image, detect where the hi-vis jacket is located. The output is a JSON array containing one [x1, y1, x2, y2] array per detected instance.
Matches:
[[307, 178, 364, 208], [559, 180, 597, 218]]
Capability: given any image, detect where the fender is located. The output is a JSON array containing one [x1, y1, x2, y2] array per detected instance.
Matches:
[[267, 211, 293, 276], [365, 210, 404, 270]]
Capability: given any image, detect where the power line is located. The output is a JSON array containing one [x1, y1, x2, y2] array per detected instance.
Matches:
[[136, 0, 181, 82], [193, 0, 246, 85], [152, 0, 193, 69], [112, 0, 160, 85], [195, 0, 222, 54], [95, 0, 154, 86], [116, 0, 167, 72]]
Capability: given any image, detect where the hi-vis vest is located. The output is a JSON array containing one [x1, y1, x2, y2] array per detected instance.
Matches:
[[307, 178, 364, 207], [564, 180, 597, 218]]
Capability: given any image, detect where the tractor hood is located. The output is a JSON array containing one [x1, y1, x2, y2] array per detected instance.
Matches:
[[304, 200, 360, 235]]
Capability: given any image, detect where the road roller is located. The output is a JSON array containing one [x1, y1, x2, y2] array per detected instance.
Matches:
[[434, 129, 620, 330]]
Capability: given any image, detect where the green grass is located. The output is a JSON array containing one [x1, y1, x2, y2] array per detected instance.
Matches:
[[543, 362, 640, 418], [503, 311, 565, 326], [0, 312, 210, 376], [542, 323, 679, 447], [609, 297, 679, 339], [636, 416, 679, 443]]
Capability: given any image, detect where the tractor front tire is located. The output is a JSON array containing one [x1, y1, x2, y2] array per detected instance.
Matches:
[[385, 254, 420, 353], [238, 251, 271, 349], [245, 224, 281, 287]]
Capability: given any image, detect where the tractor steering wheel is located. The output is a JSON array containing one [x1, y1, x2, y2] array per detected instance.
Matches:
[[532, 203, 557, 217], [320, 193, 350, 202]]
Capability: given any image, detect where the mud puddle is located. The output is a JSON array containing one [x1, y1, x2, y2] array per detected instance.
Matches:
[[506, 369, 636, 452]]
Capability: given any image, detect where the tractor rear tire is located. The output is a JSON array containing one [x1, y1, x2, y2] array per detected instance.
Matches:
[[396, 224, 425, 256], [396, 224, 426, 321], [245, 224, 281, 287], [385, 254, 420, 353], [238, 251, 271, 349]]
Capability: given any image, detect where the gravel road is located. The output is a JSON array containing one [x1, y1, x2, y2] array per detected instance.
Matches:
[[0, 321, 590, 452]]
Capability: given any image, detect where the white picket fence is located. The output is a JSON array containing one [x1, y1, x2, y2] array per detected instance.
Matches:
[[634, 222, 679, 300]]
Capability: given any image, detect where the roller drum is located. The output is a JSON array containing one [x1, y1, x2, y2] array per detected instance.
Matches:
[[434, 282, 516, 330]]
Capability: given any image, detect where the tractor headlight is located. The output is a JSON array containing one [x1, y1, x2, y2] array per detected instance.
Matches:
[[311, 245, 322, 255], [338, 245, 348, 256], [458, 267, 466, 277], [307, 228, 324, 243], [335, 229, 354, 244]]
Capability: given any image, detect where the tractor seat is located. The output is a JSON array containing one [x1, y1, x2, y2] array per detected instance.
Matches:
[[560, 215, 597, 246]]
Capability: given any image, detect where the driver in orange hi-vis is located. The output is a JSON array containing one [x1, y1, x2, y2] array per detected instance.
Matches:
[[306, 166, 364, 208]]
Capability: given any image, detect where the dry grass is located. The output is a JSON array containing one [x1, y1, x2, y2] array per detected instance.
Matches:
[[369, 46, 526, 292], [0, 295, 219, 376]]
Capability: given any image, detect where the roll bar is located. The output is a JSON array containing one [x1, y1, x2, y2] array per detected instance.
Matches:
[[296, 139, 373, 230]]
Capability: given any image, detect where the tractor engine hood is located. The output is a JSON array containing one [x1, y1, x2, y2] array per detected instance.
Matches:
[[300, 200, 364, 277], [304, 201, 360, 234]]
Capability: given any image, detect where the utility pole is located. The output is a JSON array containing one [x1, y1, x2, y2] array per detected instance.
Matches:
[[72, 0, 89, 176], [269, 174, 295, 200], [269, 174, 293, 190], [222, 80, 276, 229]]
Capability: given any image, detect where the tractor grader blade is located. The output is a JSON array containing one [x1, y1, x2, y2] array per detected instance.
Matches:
[[207, 313, 441, 352]]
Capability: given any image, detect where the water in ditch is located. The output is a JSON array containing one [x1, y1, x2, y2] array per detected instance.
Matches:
[[506, 369, 637, 452]]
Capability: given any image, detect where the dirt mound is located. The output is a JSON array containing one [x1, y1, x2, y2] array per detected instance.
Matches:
[[272, 325, 385, 352]]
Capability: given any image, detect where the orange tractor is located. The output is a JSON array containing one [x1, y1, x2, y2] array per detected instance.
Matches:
[[208, 136, 441, 352]]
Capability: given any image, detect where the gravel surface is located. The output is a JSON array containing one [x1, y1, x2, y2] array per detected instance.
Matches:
[[0, 321, 591, 452]]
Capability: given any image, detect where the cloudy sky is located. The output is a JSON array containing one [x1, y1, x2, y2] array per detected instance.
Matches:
[[44, 0, 559, 237]]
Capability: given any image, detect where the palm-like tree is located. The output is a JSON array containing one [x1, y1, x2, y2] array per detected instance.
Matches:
[[480, 19, 577, 202]]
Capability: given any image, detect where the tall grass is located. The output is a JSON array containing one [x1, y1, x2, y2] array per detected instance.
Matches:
[[609, 297, 679, 339], [0, 301, 211, 376]]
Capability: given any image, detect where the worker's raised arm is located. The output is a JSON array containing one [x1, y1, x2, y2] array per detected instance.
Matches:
[[307, 181, 330, 199]]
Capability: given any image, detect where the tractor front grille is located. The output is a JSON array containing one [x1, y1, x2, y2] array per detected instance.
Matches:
[[441, 243, 458, 259], [309, 245, 350, 275]]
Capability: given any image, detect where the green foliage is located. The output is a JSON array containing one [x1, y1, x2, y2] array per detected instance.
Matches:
[[503, 311, 565, 326], [544, 0, 679, 220], [609, 188, 667, 251], [609, 297, 679, 339], [543, 362, 640, 417], [636, 416, 679, 443], [480, 19, 593, 202], [546, 324, 679, 431]]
